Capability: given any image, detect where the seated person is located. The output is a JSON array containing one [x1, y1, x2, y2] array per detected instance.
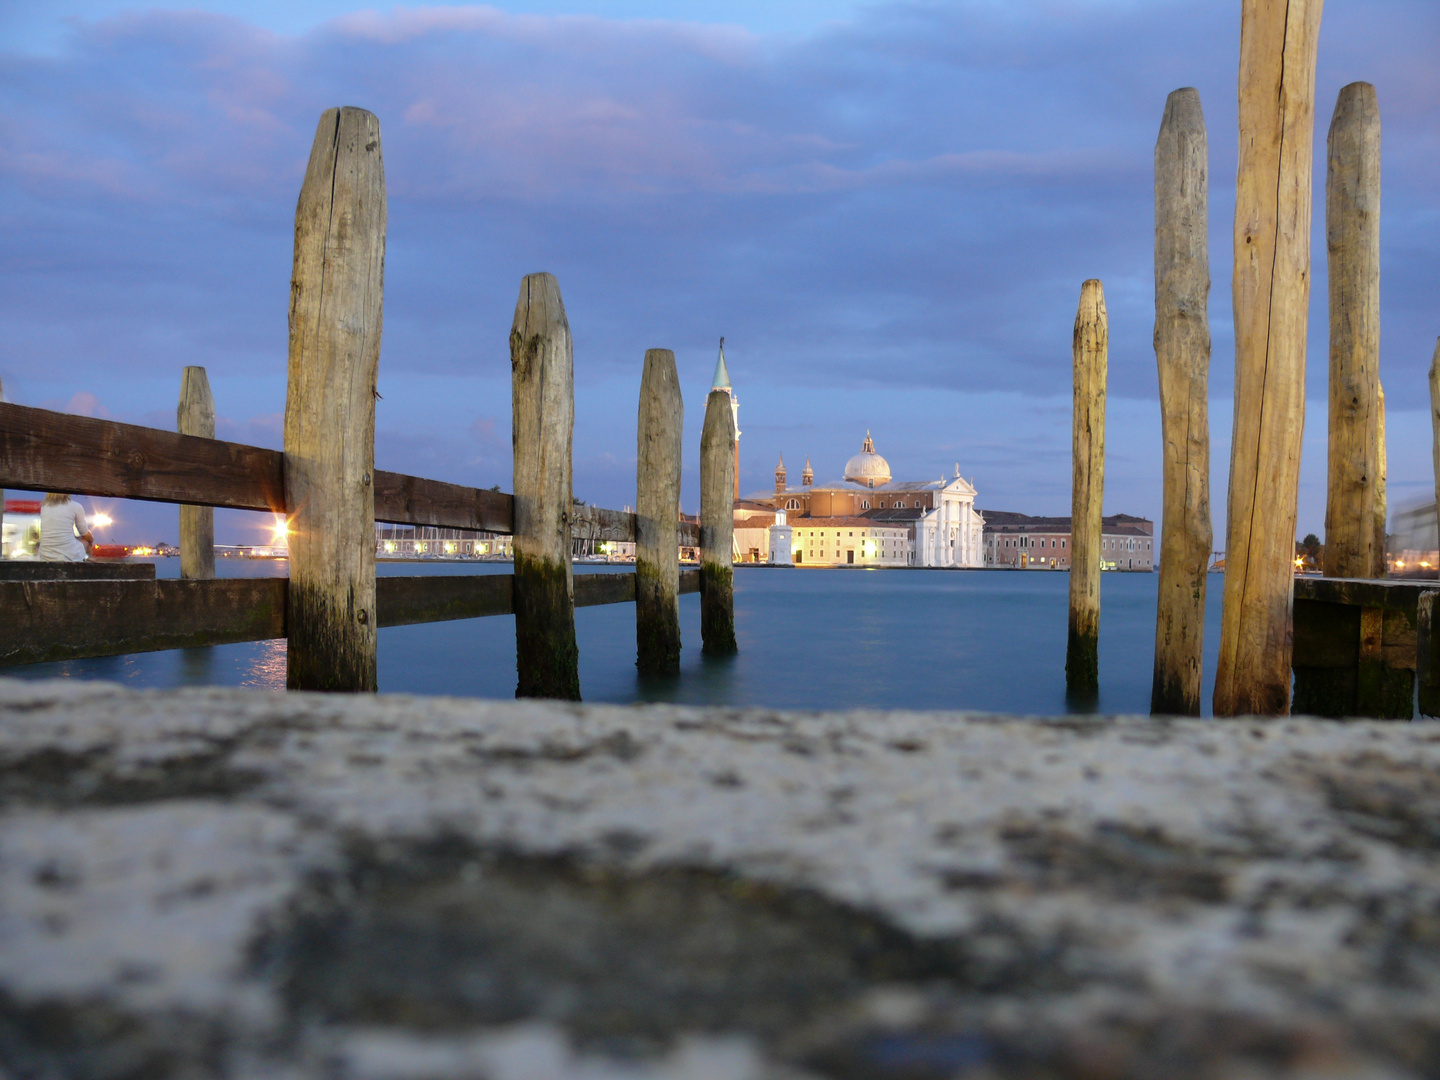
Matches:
[[39, 493, 93, 561]]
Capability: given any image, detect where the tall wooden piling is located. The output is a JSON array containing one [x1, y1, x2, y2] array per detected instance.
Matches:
[[1375, 384, 1387, 574], [1431, 340, 1440, 527], [1151, 89, 1212, 716], [511, 272, 580, 699], [177, 366, 216, 580], [635, 349, 684, 675], [1068, 280, 1107, 696], [700, 388, 737, 655], [1323, 82, 1382, 580], [283, 107, 385, 692], [1214, 0, 1324, 717]]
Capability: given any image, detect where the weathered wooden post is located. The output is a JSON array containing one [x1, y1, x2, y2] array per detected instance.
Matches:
[[1067, 280, 1107, 697], [1323, 82, 1382, 580], [1375, 383, 1387, 572], [177, 366, 216, 580], [1214, 0, 1324, 717], [1151, 88, 1212, 716], [700, 388, 737, 655], [635, 348, 683, 675], [283, 107, 385, 692], [510, 272, 580, 699], [1431, 340, 1440, 521], [1420, 591, 1440, 717]]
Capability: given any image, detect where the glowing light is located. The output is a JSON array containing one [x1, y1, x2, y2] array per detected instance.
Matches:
[[91, 513, 113, 529], [270, 515, 290, 546], [1396, 561, 1406, 569]]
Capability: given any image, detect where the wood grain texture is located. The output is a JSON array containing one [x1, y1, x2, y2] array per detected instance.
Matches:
[[1419, 591, 1440, 717], [1151, 88, 1212, 717], [1375, 383, 1387, 572], [1431, 341, 1440, 528], [510, 272, 580, 699], [1324, 82, 1383, 580], [700, 388, 737, 655], [177, 366, 216, 580], [0, 578, 285, 668], [635, 348, 683, 675], [1215, 0, 1324, 717], [0, 402, 285, 512], [1068, 280, 1107, 695], [373, 471, 512, 533], [283, 106, 385, 693]]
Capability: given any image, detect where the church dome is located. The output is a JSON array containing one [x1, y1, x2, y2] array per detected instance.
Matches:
[[844, 431, 891, 487]]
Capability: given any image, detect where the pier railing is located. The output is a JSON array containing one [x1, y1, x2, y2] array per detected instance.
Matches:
[[0, 399, 704, 670], [0, 397, 702, 668]]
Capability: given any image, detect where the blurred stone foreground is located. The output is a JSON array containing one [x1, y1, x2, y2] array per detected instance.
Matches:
[[2, 680, 1440, 1080]]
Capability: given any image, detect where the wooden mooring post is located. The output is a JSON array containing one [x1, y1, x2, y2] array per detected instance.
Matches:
[[1214, 0, 1323, 717], [1151, 88, 1211, 716], [700, 387, 737, 655], [177, 366, 216, 580], [283, 107, 386, 692], [1067, 280, 1106, 698], [510, 272, 581, 699], [1430, 339, 1440, 518], [635, 348, 683, 675], [1322, 82, 1382, 580]]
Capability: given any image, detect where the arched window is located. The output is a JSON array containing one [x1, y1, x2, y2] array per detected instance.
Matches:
[[786, 499, 799, 510], [861, 500, 870, 510]]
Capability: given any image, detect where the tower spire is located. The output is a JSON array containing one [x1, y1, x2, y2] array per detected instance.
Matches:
[[711, 337, 732, 390]]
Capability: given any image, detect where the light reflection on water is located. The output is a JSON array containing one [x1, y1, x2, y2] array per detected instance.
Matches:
[[0, 558, 1229, 715]]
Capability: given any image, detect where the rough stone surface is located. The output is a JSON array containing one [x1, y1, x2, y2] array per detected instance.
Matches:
[[2, 678, 1440, 1079]]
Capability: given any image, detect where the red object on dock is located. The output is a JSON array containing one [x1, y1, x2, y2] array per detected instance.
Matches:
[[91, 545, 131, 559], [4, 500, 41, 515]]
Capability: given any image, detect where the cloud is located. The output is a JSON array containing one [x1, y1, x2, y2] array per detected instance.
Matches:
[[0, 0, 1434, 532]]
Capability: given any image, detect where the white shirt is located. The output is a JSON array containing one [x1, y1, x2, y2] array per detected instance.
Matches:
[[39, 500, 88, 562]]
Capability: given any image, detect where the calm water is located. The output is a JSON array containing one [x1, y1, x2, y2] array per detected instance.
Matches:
[[6, 559, 1227, 716]]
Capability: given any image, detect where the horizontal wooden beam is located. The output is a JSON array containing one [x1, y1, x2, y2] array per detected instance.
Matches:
[[373, 471, 512, 533], [1294, 576, 1434, 612], [0, 570, 702, 665], [0, 561, 155, 581], [0, 403, 695, 541], [378, 569, 699, 627], [0, 401, 284, 513], [0, 578, 286, 667]]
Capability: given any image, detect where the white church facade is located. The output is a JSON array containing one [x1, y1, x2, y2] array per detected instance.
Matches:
[[745, 433, 984, 568]]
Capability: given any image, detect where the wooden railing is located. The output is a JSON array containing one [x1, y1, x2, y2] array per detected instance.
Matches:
[[0, 400, 701, 671]]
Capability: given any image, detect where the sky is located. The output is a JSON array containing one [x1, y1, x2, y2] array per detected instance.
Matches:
[[0, 0, 1436, 548]]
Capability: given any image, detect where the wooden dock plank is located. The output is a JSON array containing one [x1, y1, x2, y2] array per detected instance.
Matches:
[[0, 570, 700, 666], [0, 578, 286, 667]]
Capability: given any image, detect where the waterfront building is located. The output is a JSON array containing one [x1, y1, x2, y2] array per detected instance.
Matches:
[[748, 433, 983, 568], [982, 510, 1154, 571], [376, 523, 510, 558]]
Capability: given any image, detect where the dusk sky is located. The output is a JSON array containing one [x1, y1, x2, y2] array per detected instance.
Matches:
[[1, 0, 1436, 548]]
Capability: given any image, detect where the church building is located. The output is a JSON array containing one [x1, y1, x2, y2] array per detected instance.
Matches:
[[747, 433, 984, 568]]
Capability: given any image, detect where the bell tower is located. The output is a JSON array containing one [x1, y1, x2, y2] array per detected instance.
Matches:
[[711, 338, 740, 500], [775, 453, 787, 494], [802, 456, 813, 487]]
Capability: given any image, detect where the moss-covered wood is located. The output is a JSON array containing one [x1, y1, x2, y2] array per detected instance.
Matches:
[[513, 552, 580, 700], [510, 272, 580, 700], [700, 389, 737, 657], [1067, 280, 1106, 695], [283, 106, 385, 693], [635, 348, 683, 676], [1151, 88, 1212, 716], [0, 578, 285, 667]]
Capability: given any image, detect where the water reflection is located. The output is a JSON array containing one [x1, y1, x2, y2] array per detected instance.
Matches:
[[242, 640, 287, 690]]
